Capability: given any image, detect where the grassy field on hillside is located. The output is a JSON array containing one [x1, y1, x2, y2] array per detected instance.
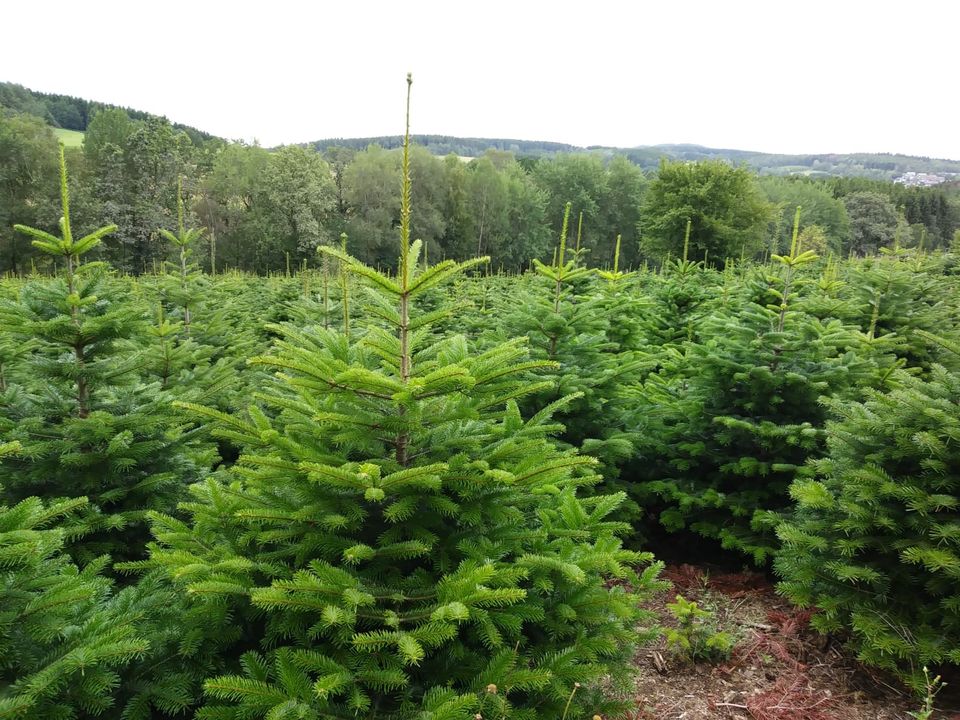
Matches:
[[53, 127, 84, 147]]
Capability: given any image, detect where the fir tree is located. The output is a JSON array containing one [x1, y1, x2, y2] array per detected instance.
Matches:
[[628, 210, 872, 562], [0, 442, 228, 720], [641, 220, 720, 351], [776, 356, 960, 688], [140, 178, 245, 408], [158, 176, 206, 335], [492, 203, 649, 455], [596, 234, 648, 357], [843, 248, 950, 372], [0, 144, 199, 564], [0, 459, 147, 718], [140, 76, 663, 720]]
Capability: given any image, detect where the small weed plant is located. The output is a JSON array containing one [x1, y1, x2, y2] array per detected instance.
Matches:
[[665, 594, 734, 663], [907, 667, 947, 720]]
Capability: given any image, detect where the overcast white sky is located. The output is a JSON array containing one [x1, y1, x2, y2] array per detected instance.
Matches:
[[3, 0, 959, 159]]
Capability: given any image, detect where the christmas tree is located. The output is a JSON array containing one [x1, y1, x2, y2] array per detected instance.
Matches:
[[0, 144, 199, 564], [141, 76, 663, 719], [0, 439, 147, 717], [776, 344, 960, 688], [628, 210, 872, 562]]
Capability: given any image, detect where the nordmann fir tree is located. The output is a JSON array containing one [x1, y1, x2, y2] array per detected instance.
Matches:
[[0, 441, 228, 720], [140, 76, 663, 720], [776, 332, 960, 689], [584, 235, 658, 490], [491, 204, 649, 457], [842, 245, 949, 373], [138, 299, 241, 437], [0, 440, 149, 719], [641, 219, 719, 351], [596, 234, 648, 360], [284, 233, 353, 335], [140, 179, 241, 410], [157, 175, 206, 335], [628, 208, 872, 563], [0, 144, 199, 565], [0, 316, 35, 422]]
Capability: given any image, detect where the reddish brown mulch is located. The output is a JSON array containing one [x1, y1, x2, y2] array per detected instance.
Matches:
[[621, 563, 950, 720]]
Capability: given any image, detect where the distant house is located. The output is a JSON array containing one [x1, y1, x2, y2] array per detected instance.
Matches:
[[894, 171, 947, 187]]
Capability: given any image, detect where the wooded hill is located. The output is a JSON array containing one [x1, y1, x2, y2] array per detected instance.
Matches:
[[0, 81, 215, 145], [5, 79, 960, 181], [310, 137, 960, 180]]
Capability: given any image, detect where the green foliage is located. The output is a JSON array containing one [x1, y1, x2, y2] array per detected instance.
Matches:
[[641, 158, 773, 265], [629, 221, 876, 562], [0, 494, 147, 718], [137, 77, 663, 720], [841, 251, 949, 371], [305, 131, 960, 181], [533, 154, 646, 268], [93, 115, 199, 272], [0, 80, 216, 139], [4, 77, 960, 715], [776, 362, 960, 688], [0, 112, 60, 274], [664, 595, 734, 663], [0, 146, 198, 563], [828, 176, 960, 250], [759, 176, 850, 255], [842, 191, 900, 255], [491, 204, 650, 464], [261, 145, 337, 256], [157, 175, 206, 333], [907, 667, 947, 720], [5, 80, 960, 275], [459, 152, 554, 270], [641, 251, 720, 350]]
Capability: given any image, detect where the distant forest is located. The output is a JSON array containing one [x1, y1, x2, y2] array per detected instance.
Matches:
[[310, 135, 582, 158], [312, 135, 960, 180], [2, 80, 960, 276], [0, 81, 215, 145], [4, 79, 959, 180]]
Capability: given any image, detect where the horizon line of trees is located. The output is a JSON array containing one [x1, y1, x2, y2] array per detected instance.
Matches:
[[2, 104, 959, 276], [0, 80, 215, 142]]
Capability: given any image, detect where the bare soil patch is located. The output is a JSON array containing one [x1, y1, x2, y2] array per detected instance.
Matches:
[[621, 563, 958, 720]]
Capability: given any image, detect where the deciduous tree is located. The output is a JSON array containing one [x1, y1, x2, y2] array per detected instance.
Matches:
[[641, 159, 771, 265]]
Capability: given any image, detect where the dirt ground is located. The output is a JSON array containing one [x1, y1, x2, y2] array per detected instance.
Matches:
[[621, 564, 959, 720]]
